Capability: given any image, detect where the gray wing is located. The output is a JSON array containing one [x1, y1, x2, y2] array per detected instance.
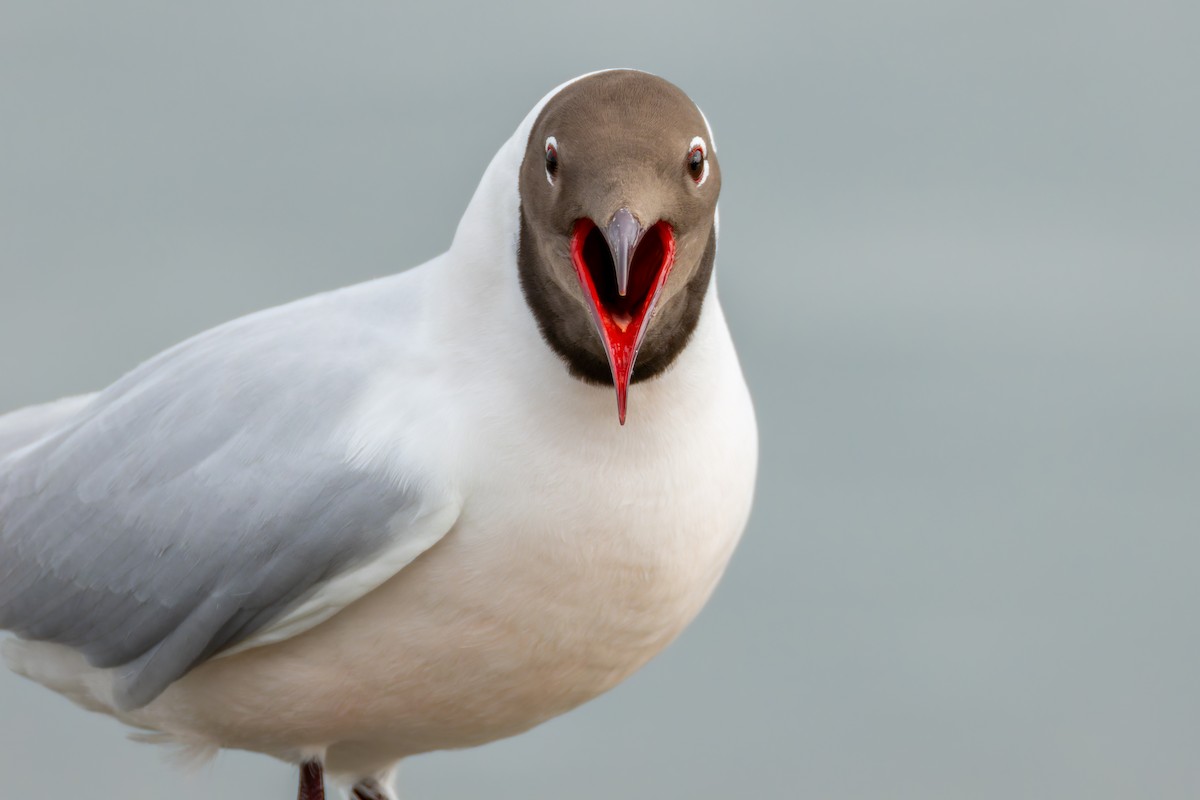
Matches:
[[0, 395, 95, 456], [0, 292, 454, 710]]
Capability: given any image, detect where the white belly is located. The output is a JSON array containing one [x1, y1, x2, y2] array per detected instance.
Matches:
[[14, 302, 758, 779], [149, 383, 754, 777]]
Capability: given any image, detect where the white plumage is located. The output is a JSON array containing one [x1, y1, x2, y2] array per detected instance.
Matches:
[[1, 70, 756, 795]]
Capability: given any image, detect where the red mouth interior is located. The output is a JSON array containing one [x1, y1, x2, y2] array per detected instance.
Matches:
[[571, 218, 676, 424]]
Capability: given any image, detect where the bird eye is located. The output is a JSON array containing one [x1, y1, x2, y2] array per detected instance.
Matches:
[[545, 137, 559, 184], [686, 138, 708, 186]]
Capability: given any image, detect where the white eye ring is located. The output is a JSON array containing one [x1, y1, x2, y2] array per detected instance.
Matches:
[[545, 136, 559, 186], [689, 136, 710, 187]]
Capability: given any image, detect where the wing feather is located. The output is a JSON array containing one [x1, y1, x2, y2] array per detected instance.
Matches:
[[0, 289, 457, 709]]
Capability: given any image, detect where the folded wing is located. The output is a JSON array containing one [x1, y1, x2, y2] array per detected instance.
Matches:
[[0, 293, 457, 710]]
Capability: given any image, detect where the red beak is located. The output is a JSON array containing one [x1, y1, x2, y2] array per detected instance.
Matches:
[[570, 209, 677, 425]]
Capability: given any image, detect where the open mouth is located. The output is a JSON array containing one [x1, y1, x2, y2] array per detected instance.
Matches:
[[570, 217, 676, 424]]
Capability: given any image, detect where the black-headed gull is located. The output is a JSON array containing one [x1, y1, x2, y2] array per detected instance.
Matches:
[[0, 69, 757, 799]]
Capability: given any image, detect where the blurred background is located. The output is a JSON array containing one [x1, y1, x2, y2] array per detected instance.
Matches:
[[2, 2, 1198, 798]]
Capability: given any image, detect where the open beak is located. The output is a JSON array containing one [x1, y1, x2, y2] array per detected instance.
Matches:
[[570, 208, 677, 425]]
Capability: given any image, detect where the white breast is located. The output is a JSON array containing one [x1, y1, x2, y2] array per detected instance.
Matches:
[[120, 294, 756, 777]]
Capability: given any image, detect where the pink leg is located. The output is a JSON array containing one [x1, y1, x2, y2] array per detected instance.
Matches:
[[351, 778, 388, 800], [298, 760, 325, 800]]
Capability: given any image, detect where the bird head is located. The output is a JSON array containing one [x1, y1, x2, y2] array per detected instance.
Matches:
[[516, 70, 721, 424]]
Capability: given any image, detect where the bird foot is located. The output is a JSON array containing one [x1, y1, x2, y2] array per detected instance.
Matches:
[[351, 778, 390, 800]]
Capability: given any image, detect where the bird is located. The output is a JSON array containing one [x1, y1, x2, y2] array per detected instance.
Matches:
[[0, 69, 757, 799]]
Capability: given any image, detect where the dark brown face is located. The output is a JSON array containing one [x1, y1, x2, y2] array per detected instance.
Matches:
[[517, 70, 721, 424]]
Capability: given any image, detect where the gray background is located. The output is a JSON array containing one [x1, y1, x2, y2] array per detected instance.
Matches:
[[2, 1, 1197, 798]]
